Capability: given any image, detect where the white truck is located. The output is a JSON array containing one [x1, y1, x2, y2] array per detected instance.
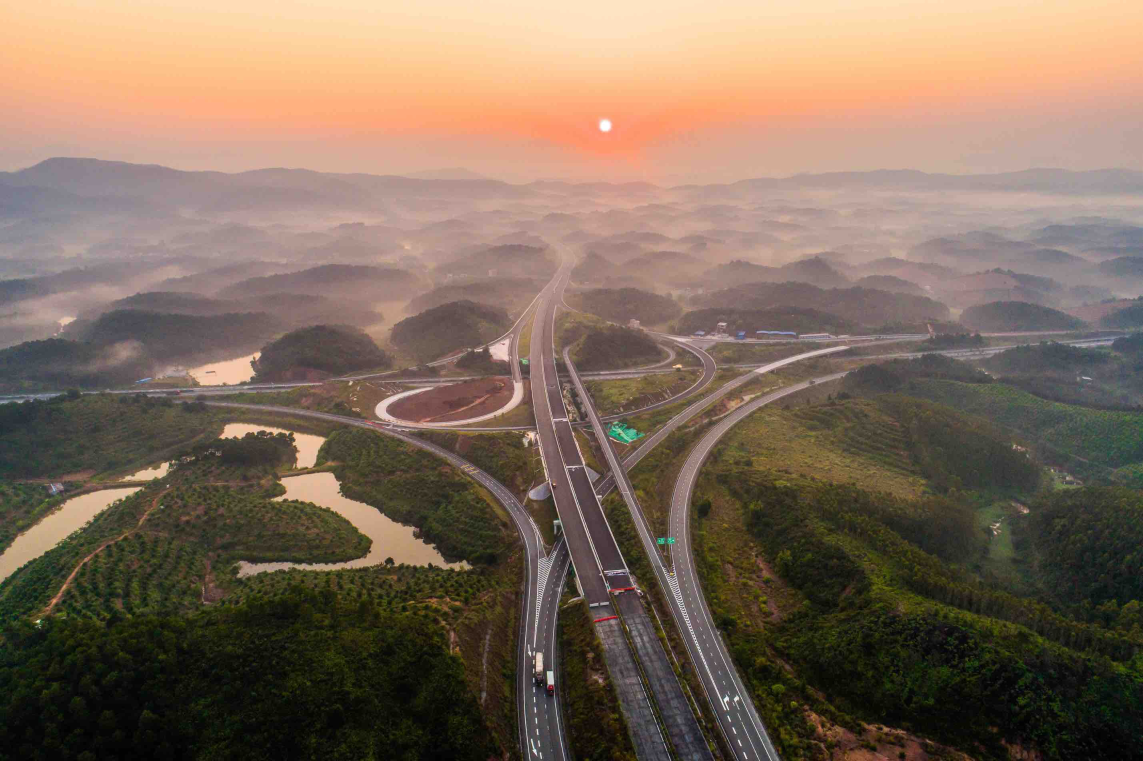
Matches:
[[546, 670, 555, 696], [534, 652, 544, 685]]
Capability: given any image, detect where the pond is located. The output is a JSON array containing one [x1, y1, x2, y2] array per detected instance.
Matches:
[[0, 487, 142, 583], [120, 462, 171, 481], [236, 472, 467, 576], [189, 352, 259, 386], [219, 423, 324, 468]]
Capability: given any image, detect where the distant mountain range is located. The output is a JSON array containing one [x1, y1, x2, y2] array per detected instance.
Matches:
[[3, 159, 1142, 211]]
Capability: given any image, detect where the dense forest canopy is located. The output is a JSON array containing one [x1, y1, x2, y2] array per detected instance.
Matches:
[[843, 355, 992, 395], [983, 341, 1111, 374], [691, 281, 950, 326], [960, 301, 1086, 332], [675, 306, 859, 336], [252, 324, 391, 381], [0, 307, 281, 390], [0, 394, 219, 478], [217, 264, 421, 302], [571, 325, 662, 371], [390, 299, 511, 363], [572, 286, 682, 325], [0, 588, 494, 761], [1022, 486, 1143, 613]]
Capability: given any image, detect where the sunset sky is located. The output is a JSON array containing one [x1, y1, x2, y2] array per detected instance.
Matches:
[[3, 0, 1142, 181]]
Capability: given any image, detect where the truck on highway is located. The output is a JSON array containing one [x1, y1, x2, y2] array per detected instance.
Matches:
[[534, 652, 544, 685], [546, 670, 555, 696]]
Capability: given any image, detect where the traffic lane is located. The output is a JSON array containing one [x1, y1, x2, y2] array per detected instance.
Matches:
[[553, 421, 584, 467], [669, 377, 847, 761], [539, 429, 609, 604], [565, 465, 627, 574], [526, 539, 569, 761]]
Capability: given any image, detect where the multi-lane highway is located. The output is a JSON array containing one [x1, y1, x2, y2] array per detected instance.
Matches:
[[529, 262, 631, 604], [530, 262, 684, 760], [571, 346, 848, 760], [667, 372, 847, 761]]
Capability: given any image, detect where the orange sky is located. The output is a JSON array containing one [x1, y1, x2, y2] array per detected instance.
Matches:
[[3, 0, 1142, 179]]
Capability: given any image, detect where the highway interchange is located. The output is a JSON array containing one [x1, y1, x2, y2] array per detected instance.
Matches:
[[23, 265, 1129, 761]]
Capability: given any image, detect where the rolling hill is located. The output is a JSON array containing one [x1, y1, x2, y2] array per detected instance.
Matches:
[[960, 301, 1087, 332], [390, 300, 511, 363]]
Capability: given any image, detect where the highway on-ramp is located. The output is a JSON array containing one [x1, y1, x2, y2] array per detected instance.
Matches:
[[665, 373, 847, 761]]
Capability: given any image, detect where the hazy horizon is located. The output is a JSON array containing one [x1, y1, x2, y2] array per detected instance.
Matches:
[[4, 0, 1142, 183]]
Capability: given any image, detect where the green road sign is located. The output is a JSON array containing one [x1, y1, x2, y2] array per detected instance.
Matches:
[[667, 537, 676, 544], [520, 358, 529, 365], [657, 537, 665, 545], [657, 537, 676, 545]]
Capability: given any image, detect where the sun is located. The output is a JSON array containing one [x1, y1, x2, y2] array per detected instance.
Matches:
[[598, 118, 612, 133]]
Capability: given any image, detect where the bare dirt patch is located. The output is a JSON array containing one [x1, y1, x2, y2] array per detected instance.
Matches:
[[388, 376, 515, 422]]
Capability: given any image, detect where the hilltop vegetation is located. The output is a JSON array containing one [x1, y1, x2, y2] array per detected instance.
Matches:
[[845, 354, 1143, 472], [407, 276, 543, 315], [252, 324, 391, 381], [1020, 486, 1143, 615], [571, 286, 681, 326], [0, 307, 281, 390], [685, 395, 1142, 760], [675, 306, 859, 336], [1100, 301, 1143, 329], [74, 309, 281, 363], [960, 301, 1086, 332], [919, 332, 985, 350], [702, 256, 851, 290], [570, 325, 662, 372], [390, 299, 511, 363], [691, 281, 950, 327], [0, 589, 493, 761], [435, 244, 557, 280], [979, 341, 1143, 409], [842, 354, 992, 395], [217, 264, 421, 301], [90, 291, 385, 332], [0, 394, 222, 478]]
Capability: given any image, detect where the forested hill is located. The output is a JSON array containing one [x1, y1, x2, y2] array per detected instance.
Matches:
[[0, 589, 494, 761], [0, 309, 281, 391], [435, 244, 557, 280], [252, 324, 392, 381], [87, 291, 383, 331], [571, 325, 661, 371], [960, 300, 1086, 332], [1022, 486, 1143, 613], [690, 281, 950, 326], [217, 264, 421, 301], [75, 309, 281, 363], [675, 306, 859, 336], [571, 287, 682, 325], [406, 277, 543, 315], [390, 299, 511, 363]]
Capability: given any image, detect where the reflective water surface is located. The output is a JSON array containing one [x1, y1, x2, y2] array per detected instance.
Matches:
[[236, 472, 466, 576], [0, 487, 142, 583], [189, 352, 259, 385], [219, 423, 324, 468]]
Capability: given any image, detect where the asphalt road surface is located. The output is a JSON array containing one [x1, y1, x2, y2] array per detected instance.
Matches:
[[667, 372, 848, 761]]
